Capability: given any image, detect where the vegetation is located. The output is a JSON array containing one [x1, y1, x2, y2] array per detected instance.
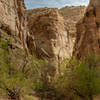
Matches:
[[0, 37, 100, 100], [28, 55, 100, 100], [53, 55, 100, 100], [0, 39, 31, 100]]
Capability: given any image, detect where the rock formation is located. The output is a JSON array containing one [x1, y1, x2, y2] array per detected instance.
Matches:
[[0, 0, 27, 46], [0, 0, 75, 64], [73, 0, 100, 60], [26, 8, 73, 63], [0, 0, 28, 70], [60, 6, 86, 39]]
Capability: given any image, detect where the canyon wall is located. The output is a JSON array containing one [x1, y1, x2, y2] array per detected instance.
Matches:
[[0, 0, 27, 44], [0, 0, 28, 71], [60, 6, 86, 39], [26, 8, 73, 63], [73, 0, 100, 60], [0, 0, 74, 64]]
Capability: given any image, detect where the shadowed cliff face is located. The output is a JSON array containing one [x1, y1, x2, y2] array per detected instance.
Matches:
[[73, 0, 100, 60], [26, 8, 73, 63]]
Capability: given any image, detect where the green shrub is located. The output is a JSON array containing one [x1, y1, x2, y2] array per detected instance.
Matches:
[[28, 58, 56, 99], [1, 37, 100, 100], [53, 55, 100, 100], [0, 39, 31, 100]]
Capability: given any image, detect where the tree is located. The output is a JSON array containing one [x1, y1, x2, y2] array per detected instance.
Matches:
[[29, 58, 56, 99], [0, 39, 31, 100], [53, 55, 100, 100]]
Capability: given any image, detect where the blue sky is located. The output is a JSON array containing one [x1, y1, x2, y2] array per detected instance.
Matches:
[[25, 0, 89, 9]]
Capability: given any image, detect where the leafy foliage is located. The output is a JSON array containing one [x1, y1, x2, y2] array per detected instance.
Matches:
[[28, 58, 56, 99], [53, 55, 100, 100], [0, 37, 100, 100], [0, 39, 31, 100]]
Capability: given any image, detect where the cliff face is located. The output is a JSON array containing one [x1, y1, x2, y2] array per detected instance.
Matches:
[[0, 0, 75, 64], [0, 0, 27, 43], [0, 0, 27, 71], [60, 6, 86, 39], [26, 8, 73, 63], [73, 0, 100, 60]]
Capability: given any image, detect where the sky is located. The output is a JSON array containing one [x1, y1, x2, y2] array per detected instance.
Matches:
[[25, 0, 89, 9]]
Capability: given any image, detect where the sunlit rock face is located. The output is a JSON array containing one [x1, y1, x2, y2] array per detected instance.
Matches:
[[0, 0, 27, 43], [60, 6, 86, 39], [0, 0, 28, 71], [73, 0, 100, 60], [26, 8, 73, 63]]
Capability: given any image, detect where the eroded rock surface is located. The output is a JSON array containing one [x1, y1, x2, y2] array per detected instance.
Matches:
[[73, 0, 100, 60], [26, 8, 73, 63], [60, 6, 86, 39], [0, 0, 27, 44], [0, 0, 28, 70]]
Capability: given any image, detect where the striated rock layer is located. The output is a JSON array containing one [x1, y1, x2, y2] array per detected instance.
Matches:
[[0, 0, 27, 46], [73, 0, 100, 60], [0, 0, 29, 72], [26, 8, 73, 63], [60, 6, 86, 39], [0, 0, 28, 73]]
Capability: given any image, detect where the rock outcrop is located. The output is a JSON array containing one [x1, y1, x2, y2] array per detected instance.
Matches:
[[73, 0, 100, 60], [26, 8, 73, 63], [60, 6, 86, 39], [0, 0, 27, 45], [0, 0, 28, 69]]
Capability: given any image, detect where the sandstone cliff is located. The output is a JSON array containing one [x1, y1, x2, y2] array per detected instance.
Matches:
[[73, 0, 100, 60], [26, 8, 73, 63], [0, 0, 27, 46], [60, 6, 86, 39], [0, 0, 28, 71]]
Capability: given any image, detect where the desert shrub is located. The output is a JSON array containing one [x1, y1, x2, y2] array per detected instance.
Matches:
[[0, 37, 57, 100], [53, 55, 100, 100], [25, 55, 100, 100], [1, 36, 100, 100], [0, 39, 32, 100], [28, 58, 57, 99]]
